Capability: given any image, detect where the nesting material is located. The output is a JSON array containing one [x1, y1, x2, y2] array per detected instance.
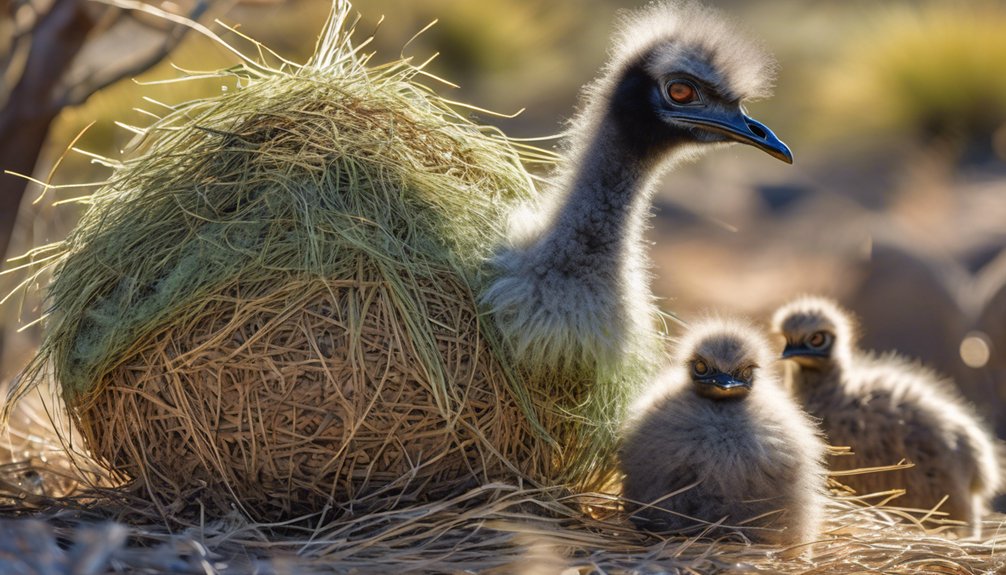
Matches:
[[78, 276, 547, 519], [1, 478, 1005, 574], [2, 392, 1005, 572], [4, 3, 645, 520]]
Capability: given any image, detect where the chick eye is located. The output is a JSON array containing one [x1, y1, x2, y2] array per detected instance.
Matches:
[[738, 365, 755, 382], [807, 331, 832, 350], [692, 359, 709, 376], [666, 81, 698, 104]]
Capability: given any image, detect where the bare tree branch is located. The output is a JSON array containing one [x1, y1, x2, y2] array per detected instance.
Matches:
[[84, 2, 124, 38], [53, 0, 209, 110], [6, 0, 93, 120]]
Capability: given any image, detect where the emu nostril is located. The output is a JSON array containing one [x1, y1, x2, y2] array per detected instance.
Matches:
[[747, 121, 767, 139]]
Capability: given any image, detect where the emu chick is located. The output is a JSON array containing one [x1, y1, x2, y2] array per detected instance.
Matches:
[[620, 319, 827, 545], [773, 296, 1003, 535]]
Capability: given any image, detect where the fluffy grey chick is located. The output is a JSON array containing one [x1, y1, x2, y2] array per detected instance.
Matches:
[[620, 319, 827, 545], [772, 296, 1003, 535], [483, 2, 792, 374]]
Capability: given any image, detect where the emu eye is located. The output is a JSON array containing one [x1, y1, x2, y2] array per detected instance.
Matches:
[[738, 365, 755, 382], [692, 359, 709, 376], [807, 331, 832, 350], [666, 81, 698, 104]]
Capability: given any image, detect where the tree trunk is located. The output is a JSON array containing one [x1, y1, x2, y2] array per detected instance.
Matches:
[[0, 0, 94, 366], [0, 0, 94, 267]]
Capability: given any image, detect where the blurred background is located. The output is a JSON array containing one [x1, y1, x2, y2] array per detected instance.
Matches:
[[2, 0, 1005, 468]]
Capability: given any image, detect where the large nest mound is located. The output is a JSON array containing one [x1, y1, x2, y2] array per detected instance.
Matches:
[[5, 4, 647, 520]]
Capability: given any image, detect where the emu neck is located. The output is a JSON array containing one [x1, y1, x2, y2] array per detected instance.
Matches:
[[481, 86, 676, 371], [792, 362, 842, 405], [537, 118, 664, 273]]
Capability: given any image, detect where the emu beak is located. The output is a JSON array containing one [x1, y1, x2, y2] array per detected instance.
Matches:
[[694, 373, 751, 400], [674, 107, 794, 164], [732, 114, 794, 164]]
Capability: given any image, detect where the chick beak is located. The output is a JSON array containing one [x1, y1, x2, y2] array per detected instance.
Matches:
[[695, 373, 751, 400], [781, 343, 829, 359]]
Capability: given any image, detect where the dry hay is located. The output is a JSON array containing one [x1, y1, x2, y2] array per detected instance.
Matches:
[[1, 0, 653, 521], [1, 385, 1003, 573], [0, 460, 1003, 575], [81, 276, 546, 519], [2, 390, 1002, 575]]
